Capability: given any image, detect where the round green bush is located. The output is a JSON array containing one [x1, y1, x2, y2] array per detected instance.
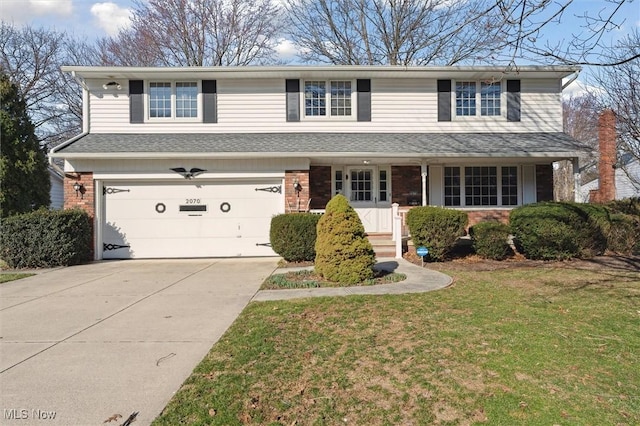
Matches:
[[314, 195, 375, 284], [269, 213, 321, 262], [509, 202, 609, 260], [469, 221, 513, 260], [406, 206, 468, 261]]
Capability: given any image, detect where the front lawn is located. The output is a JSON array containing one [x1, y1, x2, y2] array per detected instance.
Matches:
[[154, 263, 640, 425], [0, 273, 34, 283]]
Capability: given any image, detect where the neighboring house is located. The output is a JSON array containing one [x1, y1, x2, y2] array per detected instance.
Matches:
[[578, 154, 640, 202], [48, 163, 64, 210], [578, 109, 640, 203], [50, 65, 583, 259]]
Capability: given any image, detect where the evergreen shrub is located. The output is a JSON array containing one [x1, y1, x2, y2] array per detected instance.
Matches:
[[269, 213, 321, 262], [469, 221, 513, 260], [509, 202, 609, 260], [406, 206, 468, 261], [0, 208, 93, 268], [314, 195, 375, 284]]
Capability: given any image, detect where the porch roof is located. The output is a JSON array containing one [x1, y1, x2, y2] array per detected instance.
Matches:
[[51, 132, 587, 160]]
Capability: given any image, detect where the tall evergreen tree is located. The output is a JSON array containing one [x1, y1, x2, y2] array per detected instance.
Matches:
[[1, 71, 50, 217]]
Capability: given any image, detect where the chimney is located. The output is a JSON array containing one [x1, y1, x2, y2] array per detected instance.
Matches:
[[589, 109, 617, 203]]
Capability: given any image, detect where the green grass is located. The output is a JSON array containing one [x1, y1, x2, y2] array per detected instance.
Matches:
[[0, 273, 34, 283], [154, 265, 640, 425]]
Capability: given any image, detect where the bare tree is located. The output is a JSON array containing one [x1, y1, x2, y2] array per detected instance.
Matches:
[[589, 30, 640, 189], [98, 0, 282, 66], [0, 23, 100, 147], [285, 0, 639, 67], [554, 94, 601, 200], [285, 0, 509, 65]]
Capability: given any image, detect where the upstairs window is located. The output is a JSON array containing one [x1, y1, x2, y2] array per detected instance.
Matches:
[[455, 80, 502, 117], [304, 80, 353, 118], [148, 81, 199, 119]]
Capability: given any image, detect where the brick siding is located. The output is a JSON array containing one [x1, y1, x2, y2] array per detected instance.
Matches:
[[536, 164, 554, 202], [63, 172, 95, 258], [391, 166, 423, 206], [285, 170, 310, 212], [309, 166, 332, 209]]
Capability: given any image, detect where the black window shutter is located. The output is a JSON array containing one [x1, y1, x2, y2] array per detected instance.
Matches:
[[285, 79, 300, 122], [437, 80, 451, 122], [129, 80, 144, 124], [507, 80, 521, 122], [202, 80, 217, 123], [357, 79, 371, 122]]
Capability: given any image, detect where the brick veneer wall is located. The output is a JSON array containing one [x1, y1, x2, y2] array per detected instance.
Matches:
[[63, 172, 95, 258], [391, 166, 423, 206], [466, 209, 511, 228], [285, 170, 310, 212], [309, 166, 331, 209], [536, 164, 554, 202]]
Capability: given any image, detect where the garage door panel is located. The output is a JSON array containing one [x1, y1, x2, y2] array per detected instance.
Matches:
[[102, 180, 282, 259]]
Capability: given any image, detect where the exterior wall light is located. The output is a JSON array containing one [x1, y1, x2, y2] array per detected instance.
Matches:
[[102, 81, 122, 90], [293, 178, 302, 193], [73, 182, 84, 199]]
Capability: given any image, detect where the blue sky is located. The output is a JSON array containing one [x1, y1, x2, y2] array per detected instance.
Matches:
[[1, 0, 638, 93]]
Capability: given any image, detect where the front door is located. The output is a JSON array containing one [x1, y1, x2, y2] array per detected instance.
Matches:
[[346, 166, 392, 233]]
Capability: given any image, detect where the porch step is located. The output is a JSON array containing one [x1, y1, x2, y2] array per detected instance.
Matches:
[[366, 233, 408, 258]]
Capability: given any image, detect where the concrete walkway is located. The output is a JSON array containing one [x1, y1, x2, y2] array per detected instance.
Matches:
[[0, 258, 277, 426], [253, 257, 452, 301]]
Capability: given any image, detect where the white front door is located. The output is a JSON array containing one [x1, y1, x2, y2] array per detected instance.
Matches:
[[345, 166, 392, 233]]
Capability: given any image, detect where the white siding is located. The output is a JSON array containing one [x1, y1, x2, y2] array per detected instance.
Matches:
[[49, 170, 64, 209], [87, 77, 564, 134], [616, 161, 640, 199]]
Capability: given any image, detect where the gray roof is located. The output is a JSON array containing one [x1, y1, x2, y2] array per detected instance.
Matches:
[[52, 132, 588, 159]]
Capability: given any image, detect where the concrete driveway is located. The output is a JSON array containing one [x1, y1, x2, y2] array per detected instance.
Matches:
[[0, 258, 277, 426]]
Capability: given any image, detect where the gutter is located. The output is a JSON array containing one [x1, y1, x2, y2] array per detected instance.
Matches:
[[49, 132, 89, 163], [562, 70, 581, 91]]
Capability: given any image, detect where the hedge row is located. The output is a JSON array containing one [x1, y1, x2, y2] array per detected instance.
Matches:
[[510, 201, 640, 260], [0, 208, 93, 269]]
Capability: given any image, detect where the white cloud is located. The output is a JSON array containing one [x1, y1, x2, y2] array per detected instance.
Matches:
[[275, 38, 299, 60], [90, 2, 132, 36], [1, 0, 73, 24]]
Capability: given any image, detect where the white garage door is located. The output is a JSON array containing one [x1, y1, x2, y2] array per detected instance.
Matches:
[[102, 180, 283, 259]]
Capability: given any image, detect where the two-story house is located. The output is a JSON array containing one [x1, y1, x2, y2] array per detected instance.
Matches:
[[50, 65, 583, 259]]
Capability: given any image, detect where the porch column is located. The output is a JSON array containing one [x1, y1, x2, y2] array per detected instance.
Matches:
[[421, 161, 428, 206], [573, 157, 581, 202]]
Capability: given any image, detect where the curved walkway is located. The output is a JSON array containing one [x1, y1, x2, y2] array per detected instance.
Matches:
[[252, 257, 453, 301]]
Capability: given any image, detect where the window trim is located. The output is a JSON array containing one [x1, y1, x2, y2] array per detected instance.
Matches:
[[302, 79, 357, 121], [452, 79, 505, 120], [443, 165, 522, 207], [145, 80, 202, 122]]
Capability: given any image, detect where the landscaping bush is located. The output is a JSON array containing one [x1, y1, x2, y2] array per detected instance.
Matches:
[[0, 208, 92, 268], [605, 213, 640, 255], [406, 206, 468, 261], [469, 221, 513, 260], [269, 213, 321, 262], [509, 202, 609, 260], [606, 197, 640, 217], [314, 194, 375, 284]]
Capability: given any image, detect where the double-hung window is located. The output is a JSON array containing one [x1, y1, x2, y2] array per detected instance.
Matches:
[[455, 81, 502, 117], [304, 80, 353, 118], [444, 166, 519, 207], [149, 81, 199, 119]]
